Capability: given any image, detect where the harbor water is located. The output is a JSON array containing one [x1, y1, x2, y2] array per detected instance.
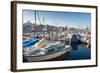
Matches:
[[63, 45, 90, 60]]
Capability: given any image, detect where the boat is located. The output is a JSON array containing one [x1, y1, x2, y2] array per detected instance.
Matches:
[[70, 34, 82, 45], [23, 10, 70, 62], [23, 42, 70, 62], [23, 38, 39, 48]]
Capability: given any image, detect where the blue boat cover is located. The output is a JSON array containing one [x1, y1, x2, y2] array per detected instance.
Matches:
[[71, 34, 82, 44], [23, 38, 39, 48]]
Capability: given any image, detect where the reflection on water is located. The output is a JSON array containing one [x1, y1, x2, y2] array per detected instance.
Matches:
[[62, 44, 91, 60], [71, 44, 79, 50]]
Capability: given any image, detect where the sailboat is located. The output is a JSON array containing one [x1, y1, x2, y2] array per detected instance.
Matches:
[[23, 10, 70, 62]]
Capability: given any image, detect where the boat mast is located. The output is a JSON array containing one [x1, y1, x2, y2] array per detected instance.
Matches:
[[43, 17, 45, 25], [31, 10, 37, 37], [37, 11, 41, 25], [34, 10, 37, 25]]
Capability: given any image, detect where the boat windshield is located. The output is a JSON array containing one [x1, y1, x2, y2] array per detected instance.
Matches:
[[24, 43, 66, 56]]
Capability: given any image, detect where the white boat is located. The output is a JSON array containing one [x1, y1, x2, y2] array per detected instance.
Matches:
[[24, 42, 70, 62], [23, 10, 71, 62]]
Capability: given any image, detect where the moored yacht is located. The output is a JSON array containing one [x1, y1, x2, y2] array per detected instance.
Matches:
[[23, 38, 70, 62]]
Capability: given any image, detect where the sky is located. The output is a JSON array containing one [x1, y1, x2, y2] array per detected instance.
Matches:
[[23, 10, 91, 29]]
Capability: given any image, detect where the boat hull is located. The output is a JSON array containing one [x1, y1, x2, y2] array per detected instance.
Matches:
[[24, 48, 70, 62]]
